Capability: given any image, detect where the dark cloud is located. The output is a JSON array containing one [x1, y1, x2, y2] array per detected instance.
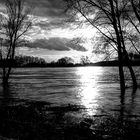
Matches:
[[28, 38, 69, 51], [34, 18, 68, 30], [66, 37, 87, 51], [26, 0, 67, 18], [0, 0, 72, 29], [27, 0, 71, 30], [0, 0, 67, 18], [28, 38, 87, 52], [66, 42, 87, 52], [0, 0, 67, 20]]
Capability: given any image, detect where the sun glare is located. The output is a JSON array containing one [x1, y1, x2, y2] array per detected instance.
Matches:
[[77, 67, 102, 116]]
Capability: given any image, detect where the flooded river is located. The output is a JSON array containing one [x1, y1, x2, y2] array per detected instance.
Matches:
[[0, 66, 140, 117]]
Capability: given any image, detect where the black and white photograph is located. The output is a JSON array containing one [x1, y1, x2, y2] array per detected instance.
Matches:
[[0, 0, 140, 139]]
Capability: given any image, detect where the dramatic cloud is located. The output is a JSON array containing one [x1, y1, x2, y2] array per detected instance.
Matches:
[[28, 38, 69, 51], [0, 0, 66, 16], [33, 17, 69, 31], [28, 38, 87, 52], [28, 0, 73, 32], [26, 0, 67, 18], [0, 0, 69, 28], [0, 0, 95, 61]]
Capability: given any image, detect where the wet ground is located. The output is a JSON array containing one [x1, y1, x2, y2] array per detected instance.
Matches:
[[0, 98, 140, 140]]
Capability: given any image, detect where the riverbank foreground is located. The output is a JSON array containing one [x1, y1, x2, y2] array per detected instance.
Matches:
[[0, 99, 140, 140]]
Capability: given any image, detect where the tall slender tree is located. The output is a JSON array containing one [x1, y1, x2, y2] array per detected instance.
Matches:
[[0, 0, 32, 85]]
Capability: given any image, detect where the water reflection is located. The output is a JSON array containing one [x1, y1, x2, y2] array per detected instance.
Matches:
[[0, 67, 140, 118], [0, 85, 14, 106], [77, 67, 103, 116]]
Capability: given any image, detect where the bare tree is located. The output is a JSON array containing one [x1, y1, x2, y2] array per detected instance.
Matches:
[[64, 0, 137, 91], [121, 0, 140, 54], [0, 0, 32, 85], [57, 57, 74, 65], [130, 0, 140, 22], [80, 56, 90, 65]]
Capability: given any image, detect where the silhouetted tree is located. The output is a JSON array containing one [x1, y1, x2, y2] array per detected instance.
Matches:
[[57, 57, 74, 66], [64, 0, 137, 91], [130, 0, 140, 24], [80, 56, 90, 65], [14, 55, 46, 67], [0, 0, 32, 85], [114, 0, 140, 55], [92, 35, 117, 61]]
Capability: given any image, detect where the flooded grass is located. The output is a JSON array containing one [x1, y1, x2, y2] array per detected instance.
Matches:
[[0, 100, 140, 140]]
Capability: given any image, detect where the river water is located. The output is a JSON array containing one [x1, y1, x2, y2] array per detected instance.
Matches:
[[0, 66, 140, 117]]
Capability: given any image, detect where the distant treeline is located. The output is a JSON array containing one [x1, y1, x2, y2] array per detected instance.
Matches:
[[0, 55, 91, 67], [0, 55, 46, 67], [0, 55, 140, 68]]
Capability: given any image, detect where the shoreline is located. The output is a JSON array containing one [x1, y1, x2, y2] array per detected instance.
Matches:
[[1, 60, 140, 68], [0, 99, 140, 140]]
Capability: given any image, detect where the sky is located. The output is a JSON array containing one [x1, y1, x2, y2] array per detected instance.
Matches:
[[0, 0, 99, 63]]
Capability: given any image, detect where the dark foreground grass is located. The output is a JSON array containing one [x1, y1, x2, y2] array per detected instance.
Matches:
[[0, 100, 140, 140]]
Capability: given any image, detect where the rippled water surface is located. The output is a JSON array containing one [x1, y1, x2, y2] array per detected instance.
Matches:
[[0, 67, 140, 117]]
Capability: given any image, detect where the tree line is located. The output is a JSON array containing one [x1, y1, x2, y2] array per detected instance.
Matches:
[[0, 55, 46, 67], [1, 53, 140, 68], [0, 55, 92, 67]]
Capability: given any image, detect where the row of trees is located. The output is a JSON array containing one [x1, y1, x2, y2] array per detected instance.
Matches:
[[14, 56, 90, 67], [47, 56, 90, 67], [1, 53, 140, 67], [14, 55, 46, 67], [64, 0, 140, 91]]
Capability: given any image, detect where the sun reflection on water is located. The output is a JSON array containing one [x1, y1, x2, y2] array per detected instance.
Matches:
[[77, 67, 103, 116]]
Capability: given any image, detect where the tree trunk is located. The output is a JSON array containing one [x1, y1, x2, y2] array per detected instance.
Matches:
[[124, 50, 137, 89], [128, 65, 137, 88], [2, 67, 12, 86], [2, 75, 9, 87], [118, 52, 125, 92], [109, 0, 126, 92]]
